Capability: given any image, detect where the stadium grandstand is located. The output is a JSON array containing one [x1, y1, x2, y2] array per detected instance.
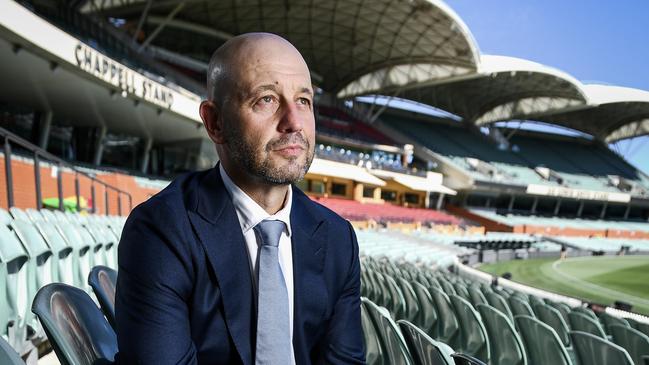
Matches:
[[0, 0, 648, 364]]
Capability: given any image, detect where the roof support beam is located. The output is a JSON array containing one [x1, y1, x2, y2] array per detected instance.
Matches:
[[132, 0, 152, 45], [138, 1, 186, 52]]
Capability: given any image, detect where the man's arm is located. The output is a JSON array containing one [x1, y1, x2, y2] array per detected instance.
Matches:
[[320, 221, 366, 364], [114, 200, 197, 364]]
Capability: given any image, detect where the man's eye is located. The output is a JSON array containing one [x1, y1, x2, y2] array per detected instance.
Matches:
[[298, 98, 311, 106], [261, 96, 274, 103]]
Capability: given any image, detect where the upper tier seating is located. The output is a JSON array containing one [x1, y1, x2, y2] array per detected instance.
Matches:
[[314, 197, 464, 225], [381, 115, 649, 195]]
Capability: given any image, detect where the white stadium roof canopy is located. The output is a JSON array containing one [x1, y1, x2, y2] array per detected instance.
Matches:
[[86, 0, 481, 94]]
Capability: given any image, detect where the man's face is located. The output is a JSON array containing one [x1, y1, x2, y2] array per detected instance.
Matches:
[[220, 42, 315, 185]]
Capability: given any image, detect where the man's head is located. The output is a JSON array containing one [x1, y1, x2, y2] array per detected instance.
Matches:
[[200, 33, 315, 186]]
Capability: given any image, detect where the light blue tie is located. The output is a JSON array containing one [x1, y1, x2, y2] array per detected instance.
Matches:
[[253, 220, 291, 365]]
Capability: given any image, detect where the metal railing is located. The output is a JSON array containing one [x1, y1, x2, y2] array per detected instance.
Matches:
[[0, 126, 132, 215]]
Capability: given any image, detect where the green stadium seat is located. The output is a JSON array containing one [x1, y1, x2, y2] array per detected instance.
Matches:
[[79, 224, 105, 267], [384, 275, 407, 320], [628, 318, 649, 337], [24, 208, 44, 223], [570, 331, 633, 365], [0, 223, 31, 347], [439, 278, 457, 296], [468, 286, 488, 308], [568, 312, 607, 339], [362, 298, 414, 365], [454, 282, 472, 303], [429, 287, 460, 346], [571, 306, 598, 321], [528, 296, 545, 314], [0, 336, 24, 365], [0, 208, 13, 226], [486, 292, 514, 323], [514, 315, 572, 365], [397, 320, 454, 365], [599, 312, 630, 335], [534, 303, 571, 347], [609, 324, 649, 365], [8, 207, 30, 222], [509, 296, 535, 318], [410, 281, 437, 337], [11, 219, 57, 337], [56, 222, 94, 292], [360, 300, 383, 365], [34, 221, 75, 287], [397, 278, 420, 323], [477, 304, 527, 365], [449, 294, 490, 362], [38, 209, 59, 223], [547, 301, 571, 323]]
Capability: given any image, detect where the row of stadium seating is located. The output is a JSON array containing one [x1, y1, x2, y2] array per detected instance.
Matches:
[[315, 197, 464, 225], [0, 206, 123, 355], [381, 115, 649, 195], [471, 208, 649, 233], [361, 255, 649, 365]]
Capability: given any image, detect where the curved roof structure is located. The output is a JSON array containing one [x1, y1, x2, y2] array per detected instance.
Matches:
[[530, 84, 649, 143], [92, 0, 480, 93], [376, 55, 588, 123]]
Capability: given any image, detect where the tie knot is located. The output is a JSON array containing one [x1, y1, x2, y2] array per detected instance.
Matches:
[[254, 220, 285, 248]]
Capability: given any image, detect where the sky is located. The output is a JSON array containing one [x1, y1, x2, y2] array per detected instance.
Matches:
[[443, 0, 649, 175]]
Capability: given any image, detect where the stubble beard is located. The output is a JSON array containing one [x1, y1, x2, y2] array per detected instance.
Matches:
[[225, 126, 314, 185]]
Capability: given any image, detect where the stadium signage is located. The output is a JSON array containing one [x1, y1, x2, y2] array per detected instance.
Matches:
[[74, 43, 174, 109], [526, 184, 631, 203]]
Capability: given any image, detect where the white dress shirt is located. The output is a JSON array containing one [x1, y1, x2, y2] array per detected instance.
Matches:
[[219, 164, 295, 364]]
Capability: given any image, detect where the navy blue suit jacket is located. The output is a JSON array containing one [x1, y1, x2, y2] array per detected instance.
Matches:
[[114, 167, 365, 364]]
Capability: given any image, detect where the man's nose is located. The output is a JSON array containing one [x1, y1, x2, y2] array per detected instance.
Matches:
[[278, 102, 304, 133]]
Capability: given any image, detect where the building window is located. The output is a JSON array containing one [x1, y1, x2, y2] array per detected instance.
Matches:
[[363, 186, 374, 198], [331, 183, 347, 196], [405, 193, 419, 204], [295, 179, 309, 192], [311, 180, 325, 194], [381, 190, 397, 201]]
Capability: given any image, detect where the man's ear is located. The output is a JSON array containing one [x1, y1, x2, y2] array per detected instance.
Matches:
[[200, 100, 226, 144]]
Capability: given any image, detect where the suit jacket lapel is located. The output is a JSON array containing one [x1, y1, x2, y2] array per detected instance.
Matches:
[[187, 167, 254, 365], [290, 187, 329, 364]]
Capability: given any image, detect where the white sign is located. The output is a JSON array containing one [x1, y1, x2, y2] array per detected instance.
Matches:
[[526, 184, 631, 203]]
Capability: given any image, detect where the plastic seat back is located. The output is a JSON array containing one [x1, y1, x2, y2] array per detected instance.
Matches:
[[362, 298, 413, 365], [0, 207, 13, 226], [515, 315, 572, 365], [439, 278, 457, 296], [78, 225, 104, 267], [477, 304, 527, 365], [468, 286, 488, 307], [570, 330, 633, 365], [429, 287, 460, 345], [34, 222, 75, 286], [397, 278, 419, 323], [411, 281, 437, 337], [384, 275, 406, 320], [361, 300, 383, 365], [88, 266, 117, 329], [57, 222, 93, 292], [0, 336, 24, 365], [0, 224, 30, 345], [568, 312, 607, 339], [454, 282, 472, 303], [509, 296, 535, 318], [397, 320, 454, 365], [32, 283, 117, 365], [8, 207, 30, 222], [609, 324, 649, 365], [534, 303, 571, 346], [39, 209, 59, 223], [572, 306, 598, 321], [599, 312, 630, 334], [449, 294, 490, 362], [628, 318, 649, 337], [25, 208, 45, 223], [486, 292, 514, 323]]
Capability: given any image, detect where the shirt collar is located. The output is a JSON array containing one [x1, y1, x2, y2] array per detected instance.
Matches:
[[219, 163, 292, 236]]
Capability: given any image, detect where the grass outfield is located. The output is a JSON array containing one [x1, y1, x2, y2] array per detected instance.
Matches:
[[478, 255, 649, 316]]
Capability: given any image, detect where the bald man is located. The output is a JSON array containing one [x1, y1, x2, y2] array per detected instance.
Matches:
[[115, 33, 365, 364]]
